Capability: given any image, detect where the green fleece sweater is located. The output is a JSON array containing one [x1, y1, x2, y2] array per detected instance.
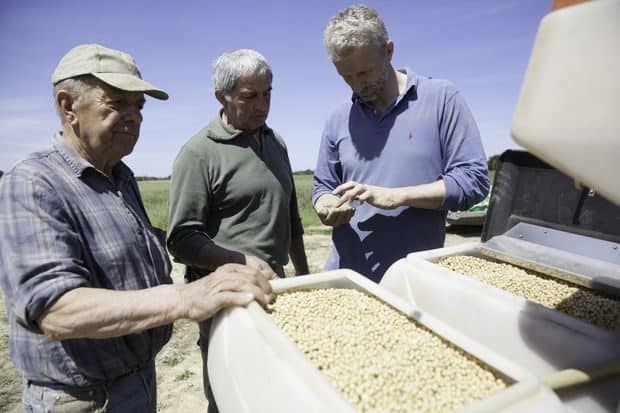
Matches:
[[167, 115, 303, 273]]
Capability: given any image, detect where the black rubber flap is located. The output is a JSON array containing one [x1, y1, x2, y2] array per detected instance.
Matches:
[[481, 150, 620, 244]]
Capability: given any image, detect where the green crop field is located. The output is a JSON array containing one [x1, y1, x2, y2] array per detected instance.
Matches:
[[138, 171, 496, 234], [138, 180, 170, 230], [292, 174, 326, 233], [138, 175, 327, 234]]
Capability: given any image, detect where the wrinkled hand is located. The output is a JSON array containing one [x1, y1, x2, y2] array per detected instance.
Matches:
[[244, 254, 279, 280], [179, 263, 275, 322], [314, 193, 355, 227], [333, 181, 402, 210]]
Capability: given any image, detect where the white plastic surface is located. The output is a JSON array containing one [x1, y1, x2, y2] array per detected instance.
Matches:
[[380, 243, 620, 413], [208, 269, 568, 412], [511, 0, 620, 205]]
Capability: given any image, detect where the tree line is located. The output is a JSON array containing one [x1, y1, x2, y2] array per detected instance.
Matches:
[[0, 155, 500, 183]]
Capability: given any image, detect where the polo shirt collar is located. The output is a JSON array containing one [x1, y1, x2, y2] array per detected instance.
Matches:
[[351, 67, 419, 110], [398, 68, 419, 102]]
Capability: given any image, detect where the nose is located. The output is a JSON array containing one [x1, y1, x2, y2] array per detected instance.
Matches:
[[348, 76, 366, 93], [124, 106, 143, 124], [255, 94, 270, 114], [356, 74, 369, 87]]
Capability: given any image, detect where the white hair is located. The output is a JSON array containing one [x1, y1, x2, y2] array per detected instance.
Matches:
[[52, 75, 96, 124], [212, 49, 272, 97], [324, 4, 389, 62]]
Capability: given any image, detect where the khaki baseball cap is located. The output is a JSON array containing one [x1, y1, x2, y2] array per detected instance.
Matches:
[[52, 44, 168, 100]]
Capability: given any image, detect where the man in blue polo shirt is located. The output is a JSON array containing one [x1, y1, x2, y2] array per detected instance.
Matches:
[[313, 5, 490, 282]]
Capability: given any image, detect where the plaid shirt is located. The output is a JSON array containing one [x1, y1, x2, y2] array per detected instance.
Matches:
[[0, 134, 172, 387]]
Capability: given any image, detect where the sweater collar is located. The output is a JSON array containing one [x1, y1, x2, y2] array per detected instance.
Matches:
[[205, 110, 272, 142]]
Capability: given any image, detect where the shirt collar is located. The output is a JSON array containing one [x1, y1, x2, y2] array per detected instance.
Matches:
[[53, 132, 133, 182], [399, 68, 419, 100]]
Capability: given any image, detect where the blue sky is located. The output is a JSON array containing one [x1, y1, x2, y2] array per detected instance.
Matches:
[[0, 0, 549, 176]]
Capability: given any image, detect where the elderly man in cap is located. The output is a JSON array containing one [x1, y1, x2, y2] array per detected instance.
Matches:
[[0, 44, 274, 413]]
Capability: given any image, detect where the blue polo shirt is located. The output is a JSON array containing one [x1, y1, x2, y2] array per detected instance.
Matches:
[[313, 69, 489, 281], [0, 134, 173, 387]]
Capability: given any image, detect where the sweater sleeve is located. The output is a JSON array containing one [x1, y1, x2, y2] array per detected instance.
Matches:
[[289, 178, 305, 238], [166, 146, 214, 265], [312, 121, 343, 206], [438, 89, 490, 211]]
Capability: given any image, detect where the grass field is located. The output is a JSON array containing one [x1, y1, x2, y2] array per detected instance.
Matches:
[[292, 174, 326, 233], [138, 171, 495, 235], [138, 174, 326, 234], [137, 180, 170, 230]]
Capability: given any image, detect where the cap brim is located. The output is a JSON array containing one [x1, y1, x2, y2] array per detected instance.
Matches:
[[93, 73, 169, 100]]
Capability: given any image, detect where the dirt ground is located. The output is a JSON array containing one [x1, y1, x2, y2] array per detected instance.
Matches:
[[0, 226, 480, 412]]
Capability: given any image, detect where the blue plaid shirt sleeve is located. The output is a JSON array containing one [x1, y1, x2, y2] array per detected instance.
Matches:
[[0, 134, 173, 386], [0, 166, 89, 333]]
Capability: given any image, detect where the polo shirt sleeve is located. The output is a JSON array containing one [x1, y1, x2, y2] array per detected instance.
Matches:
[[438, 88, 491, 211], [167, 146, 214, 265], [0, 171, 89, 334], [312, 122, 343, 206]]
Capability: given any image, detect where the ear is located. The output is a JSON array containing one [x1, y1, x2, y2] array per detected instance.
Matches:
[[56, 90, 77, 126], [386, 40, 394, 60], [215, 90, 227, 106]]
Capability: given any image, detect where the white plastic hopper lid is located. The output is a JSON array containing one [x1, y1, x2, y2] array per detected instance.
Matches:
[[511, 0, 620, 206]]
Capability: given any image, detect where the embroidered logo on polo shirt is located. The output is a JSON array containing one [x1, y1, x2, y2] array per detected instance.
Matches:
[[408, 131, 414, 140]]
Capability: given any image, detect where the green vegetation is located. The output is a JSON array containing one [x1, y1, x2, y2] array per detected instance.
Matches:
[[138, 176, 328, 235], [162, 355, 183, 367], [138, 180, 170, 230], [293, 174, 328, 234], [138, 164, 497, 234], [135, 175, 170, 181], [487, 154, 501, 171], [175, 369, 194, 381]]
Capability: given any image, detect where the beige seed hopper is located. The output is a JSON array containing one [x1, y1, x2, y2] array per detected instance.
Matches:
[[380, 243, 620, 413], [209, 270, 569, 412]]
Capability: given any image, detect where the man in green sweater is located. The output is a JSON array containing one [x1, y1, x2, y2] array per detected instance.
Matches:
[[167, 49, 309, 412]]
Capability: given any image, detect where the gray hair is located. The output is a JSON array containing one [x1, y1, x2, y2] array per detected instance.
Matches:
[[324, 4, 389, 62], [52, 75, 96, 124], [212, 49, 272, 97]]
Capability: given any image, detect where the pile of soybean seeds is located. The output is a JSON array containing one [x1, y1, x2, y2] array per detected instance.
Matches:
[[268, 288, 507, 413], [437, 255, 620, 330]]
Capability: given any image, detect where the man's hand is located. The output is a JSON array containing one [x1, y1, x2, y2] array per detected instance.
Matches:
[[244, 254, 279, 280], [179, 263, 275, 322], [314, 193, 355, 227], [332, 181, 403, 210]]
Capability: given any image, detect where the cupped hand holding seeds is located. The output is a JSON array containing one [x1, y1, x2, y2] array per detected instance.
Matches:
[[314, 193, 356, 227], [332, 181, 402, 210]]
